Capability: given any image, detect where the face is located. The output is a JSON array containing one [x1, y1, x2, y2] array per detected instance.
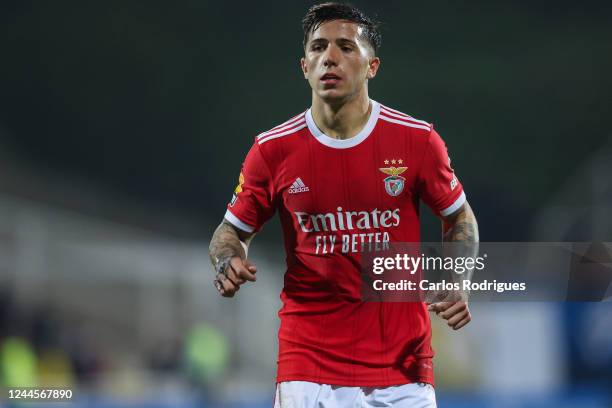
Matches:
[[301, 20, 380, 103]]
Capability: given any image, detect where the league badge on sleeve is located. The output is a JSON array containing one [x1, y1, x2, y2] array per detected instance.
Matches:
[[230, 172, 244, 206], [379, 159, 407, 197]]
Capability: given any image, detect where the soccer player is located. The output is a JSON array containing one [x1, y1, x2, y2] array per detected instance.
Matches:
[[209, 3, 479, 407]]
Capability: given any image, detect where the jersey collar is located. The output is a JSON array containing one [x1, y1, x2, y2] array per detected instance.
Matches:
[[306, 100, 380, 149]]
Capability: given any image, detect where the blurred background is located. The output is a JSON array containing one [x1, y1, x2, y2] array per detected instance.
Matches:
[[0, 0, 611, 407]]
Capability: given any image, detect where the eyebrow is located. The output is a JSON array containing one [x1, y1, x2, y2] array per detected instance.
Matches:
[[309, 37, 359, 46], [337, 38, 358, 47]]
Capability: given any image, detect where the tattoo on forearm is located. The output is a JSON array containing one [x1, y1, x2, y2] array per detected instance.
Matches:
[[209, 220, 251, 267], [441, 202, 479, 299], [443, 203, 479, 243]]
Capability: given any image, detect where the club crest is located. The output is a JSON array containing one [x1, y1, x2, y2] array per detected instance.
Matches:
[[379, 162, 407, 197]]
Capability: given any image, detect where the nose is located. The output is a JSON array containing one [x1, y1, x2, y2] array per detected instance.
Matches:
[[323, 44, 340, 67]]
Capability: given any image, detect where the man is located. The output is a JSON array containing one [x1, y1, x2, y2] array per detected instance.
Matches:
[[209, 3, 478, 407]]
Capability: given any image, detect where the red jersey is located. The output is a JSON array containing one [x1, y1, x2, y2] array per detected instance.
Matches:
[[225, 100, 465, 387]]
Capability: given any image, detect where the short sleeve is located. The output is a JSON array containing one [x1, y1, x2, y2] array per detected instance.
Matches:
[[224, 142, 276, 233], [417, 128, 466, 217]]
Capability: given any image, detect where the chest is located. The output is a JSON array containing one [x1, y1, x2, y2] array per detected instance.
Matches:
[[276, 139, 419, 215]]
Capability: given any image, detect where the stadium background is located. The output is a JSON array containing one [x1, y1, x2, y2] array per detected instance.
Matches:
[[0, 0, 611, 406]]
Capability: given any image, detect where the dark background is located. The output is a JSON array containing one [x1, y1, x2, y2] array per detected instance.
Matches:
[[1, 0, 611, 242]]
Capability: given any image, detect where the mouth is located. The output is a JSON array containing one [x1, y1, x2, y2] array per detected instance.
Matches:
[[320, 73, 342, 85]]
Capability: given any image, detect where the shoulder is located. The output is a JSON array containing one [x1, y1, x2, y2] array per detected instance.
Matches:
[[255, 111, 308, 147], [377, 103, 432, 135]]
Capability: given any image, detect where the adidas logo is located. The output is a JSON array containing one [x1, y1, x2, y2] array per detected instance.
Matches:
[[288, 177, 309, 194]]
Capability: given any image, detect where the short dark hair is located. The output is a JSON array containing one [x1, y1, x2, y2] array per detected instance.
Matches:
[[302, 2, 381, 53]]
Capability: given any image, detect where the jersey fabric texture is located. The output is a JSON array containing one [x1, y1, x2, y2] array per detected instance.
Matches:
[[225, 100, 465, 387]]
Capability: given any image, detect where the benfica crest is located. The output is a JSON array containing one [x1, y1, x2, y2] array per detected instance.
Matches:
[[379, 164, 407, 197]]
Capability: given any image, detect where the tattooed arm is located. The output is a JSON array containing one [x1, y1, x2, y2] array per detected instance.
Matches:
[[209, 220, 257, 297], [442, 201, 479, 244], [429, 200, 479, 330]]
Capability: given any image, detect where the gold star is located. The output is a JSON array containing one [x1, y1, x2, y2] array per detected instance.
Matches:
[[398, 159, 403, 164], [391, 159, 396, 164], [384, 160, 389, 164]]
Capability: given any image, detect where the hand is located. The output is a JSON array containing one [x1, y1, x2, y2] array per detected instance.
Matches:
[[428, 301, 471, 330], [214, 257, 257, 297]]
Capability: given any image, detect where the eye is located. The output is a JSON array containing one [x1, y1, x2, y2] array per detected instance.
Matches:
[[311, 44, 324, 52], [341, 46, 352, 52]]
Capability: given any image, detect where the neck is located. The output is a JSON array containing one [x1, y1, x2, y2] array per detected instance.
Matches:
[[310, 89, 372, 140]]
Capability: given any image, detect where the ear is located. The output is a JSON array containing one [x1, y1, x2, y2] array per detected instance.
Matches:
[[366, 57, 381, 80], [300, 57, 308, 79]]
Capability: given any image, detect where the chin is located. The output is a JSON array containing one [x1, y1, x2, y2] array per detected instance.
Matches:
[[317, 89, 349, 103]]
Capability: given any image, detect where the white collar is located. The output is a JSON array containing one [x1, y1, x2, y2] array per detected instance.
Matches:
[[306, 100, 380, 149]]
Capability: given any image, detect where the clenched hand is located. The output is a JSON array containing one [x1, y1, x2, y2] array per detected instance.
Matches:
[[428, 301, 471, 330], [214, 256, 257, 297]]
